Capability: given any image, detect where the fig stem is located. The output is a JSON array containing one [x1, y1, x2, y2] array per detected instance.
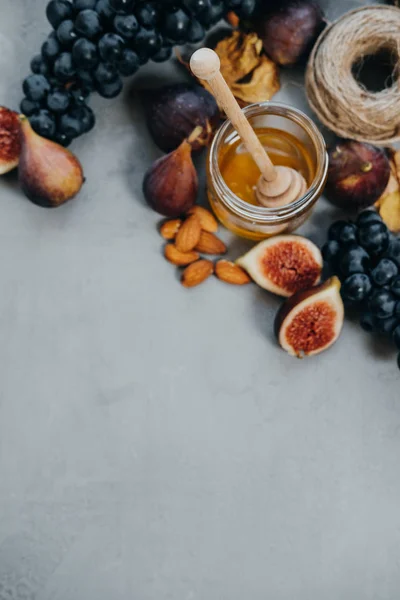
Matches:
[[187, 125, 204, 145], [330, 275, 341, 291]]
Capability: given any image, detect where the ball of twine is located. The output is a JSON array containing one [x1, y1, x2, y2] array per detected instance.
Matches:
[[305, 6, 400, 146]]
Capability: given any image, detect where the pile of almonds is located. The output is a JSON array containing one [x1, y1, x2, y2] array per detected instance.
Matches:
[[160, 205, 251, 288]]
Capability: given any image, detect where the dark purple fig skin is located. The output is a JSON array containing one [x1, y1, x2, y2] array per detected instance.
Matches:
[[274, 276, 341, 340], [142, 83, 220, 153], [325, 140, 391, 211], [255, 0, 325, 67], [143, 140, 198, 217]]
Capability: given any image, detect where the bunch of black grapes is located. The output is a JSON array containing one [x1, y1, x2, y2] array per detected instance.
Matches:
[[20, 0, 256, 147], [322, 210, 400, 370]]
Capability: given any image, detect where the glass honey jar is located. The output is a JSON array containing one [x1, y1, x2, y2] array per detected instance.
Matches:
[[206, 102, 328, 240]]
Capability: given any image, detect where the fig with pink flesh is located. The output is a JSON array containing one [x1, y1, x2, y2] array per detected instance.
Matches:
[[0, 107, 21, 174], [236, 235, 323, 297], [275, 276, 344, 357], [326, 140, 390, 211]]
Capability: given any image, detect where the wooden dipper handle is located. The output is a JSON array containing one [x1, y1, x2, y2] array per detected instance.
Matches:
[[190, 48, 277, 183]]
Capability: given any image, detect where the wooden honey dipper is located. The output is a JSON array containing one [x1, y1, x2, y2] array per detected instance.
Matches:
[[190, 48, 307, 207]]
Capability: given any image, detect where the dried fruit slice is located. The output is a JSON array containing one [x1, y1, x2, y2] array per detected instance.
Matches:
[[179, 30, 280, 109], [275, 276, 344, 358], [379, 191, 400, 233], [0, 107, 21, 174], [375, 149, 400, 232], [236, 235, 322, 297]]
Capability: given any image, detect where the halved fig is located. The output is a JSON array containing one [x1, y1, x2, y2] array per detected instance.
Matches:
[[0, 107, 21, 174], [236, 235, 322, 297], [275, 276, 344, 358]]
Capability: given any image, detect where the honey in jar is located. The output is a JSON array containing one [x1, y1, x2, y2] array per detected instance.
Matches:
[[219, 127, 315, 206], [207, 103, 328, 240]]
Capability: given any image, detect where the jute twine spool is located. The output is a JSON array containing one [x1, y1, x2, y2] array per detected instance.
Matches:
[[305, 6, 400, 146]]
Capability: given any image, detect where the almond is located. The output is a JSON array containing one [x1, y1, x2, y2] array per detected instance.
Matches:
[[160, 219, 182, 240], [215, 260, 252, 285], [195, 231, 227, 255], [164, 244, 200, 266], [175, 214, 202, 252], [181, 259, 214, 288], [187, 206, 218, 233]]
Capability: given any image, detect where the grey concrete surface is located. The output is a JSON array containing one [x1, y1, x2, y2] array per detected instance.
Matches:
[[0, 1, 399, 599]]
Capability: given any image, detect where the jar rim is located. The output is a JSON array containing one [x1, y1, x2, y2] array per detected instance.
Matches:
[[208, 102, 328, 224]]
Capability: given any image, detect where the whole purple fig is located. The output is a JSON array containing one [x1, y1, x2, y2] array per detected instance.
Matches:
[[255, 0, 325, 67], [325, 140, 391, 211], [142, 83, 220, 153], [143, 139, 197, 218]]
